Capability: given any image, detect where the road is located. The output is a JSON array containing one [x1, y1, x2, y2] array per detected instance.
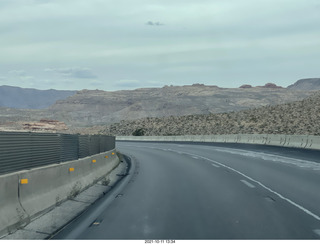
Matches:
[[52, 141, 320, 239]]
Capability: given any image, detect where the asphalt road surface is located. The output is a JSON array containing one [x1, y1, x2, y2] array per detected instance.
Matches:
[[52, 141, 320, 239]]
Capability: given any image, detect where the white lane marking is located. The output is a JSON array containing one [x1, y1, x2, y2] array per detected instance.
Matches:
[[192, 156, 199, 159], [210, 147, 320, 171], [178, 151, 320, 222], [240, 180, 256, 188], [313, 229, 320, 237], [211, 163, 220, 168], [122, 144, 320, 222]]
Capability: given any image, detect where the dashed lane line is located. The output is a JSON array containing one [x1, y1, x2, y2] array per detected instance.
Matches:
[[240, 179, 256, 188], [177, 150, 320, 222], [120, 144, 320, 222]]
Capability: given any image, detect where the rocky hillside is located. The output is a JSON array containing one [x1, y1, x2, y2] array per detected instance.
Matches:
[[0, 79, 319, 132], [287, 78, 320, 90], [0, 85, 76, 109], [100, 91, 320, 136], [48, 83, 312, 127]]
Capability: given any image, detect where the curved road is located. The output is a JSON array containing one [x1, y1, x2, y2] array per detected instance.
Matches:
[[52, 141, 320, 239]]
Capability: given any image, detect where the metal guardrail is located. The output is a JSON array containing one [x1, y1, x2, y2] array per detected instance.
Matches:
[[0, 132, 115, 175]]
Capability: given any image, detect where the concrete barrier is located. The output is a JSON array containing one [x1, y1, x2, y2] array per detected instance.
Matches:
[[252, 134, 268, 145], [306, 135, 320, 150], [0, 149, 119, 237], [212, 135, 222, 143], [0, 173, 29, 236], [263, 134, 285, 147], [283, 135, 307, 148], [201, 135, 212, 142], [116, 134, 320, 151], [211, 135, 219, 142], [19, 150, 118, 218]]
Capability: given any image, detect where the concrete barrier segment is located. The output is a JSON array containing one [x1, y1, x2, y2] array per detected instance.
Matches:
[[238, 134, 251, 144], [163, 136, 172, 141], [284, 135, 307, 148], [0, 149, 119, 237], [184, 136, 193, 142], [212, 135, 224, 143], [22, 149, 119, 218], [261, 134, 268, 144], [116, 134, 320, 151], [201, 135, 211, 142], [306, 135, 320, 150], [264, 134, 285, 146], [210, 135, 217, 142], [0, 173, 30, 237]]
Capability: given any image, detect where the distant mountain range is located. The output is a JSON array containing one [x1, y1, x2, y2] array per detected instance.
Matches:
[[287, 78, 320, 90], [1, 78, 320, 110], [48, 83, 314, 127], [0, 78, 320, 132], [0, 85, 76, 109]]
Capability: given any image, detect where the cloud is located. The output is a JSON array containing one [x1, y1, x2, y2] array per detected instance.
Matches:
[[146, 21, 164, 26], [19, 75, 34, 81], [8, 70, 34, 82], [45, 67, 98, 79], [8, 70, 27, 76], [1, 1, 320, 90]]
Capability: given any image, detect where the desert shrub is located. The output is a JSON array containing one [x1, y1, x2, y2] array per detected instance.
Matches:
[[132, 128, 145, 136]]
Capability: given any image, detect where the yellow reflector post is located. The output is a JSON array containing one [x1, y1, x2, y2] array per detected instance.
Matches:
[[69, 168, 75, 172], [20, 179, 28, 184], [92, 159, 97, 163], [105, 156, 108, 158]]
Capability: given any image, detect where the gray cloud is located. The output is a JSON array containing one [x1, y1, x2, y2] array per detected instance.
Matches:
[[8, 70, 27, 76], [1, 0, 320, 90], [146, 21, 164, 26], [45, 68, 98, 79]]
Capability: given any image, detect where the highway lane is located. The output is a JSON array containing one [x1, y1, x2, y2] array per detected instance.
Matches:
[[52, 141, 320, 239]]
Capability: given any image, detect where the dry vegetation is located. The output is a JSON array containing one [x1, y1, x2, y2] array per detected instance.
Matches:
[[100, 91, 320, 136]]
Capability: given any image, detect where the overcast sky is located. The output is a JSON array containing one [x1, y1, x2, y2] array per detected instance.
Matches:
[[0, 0, 319, 91]]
